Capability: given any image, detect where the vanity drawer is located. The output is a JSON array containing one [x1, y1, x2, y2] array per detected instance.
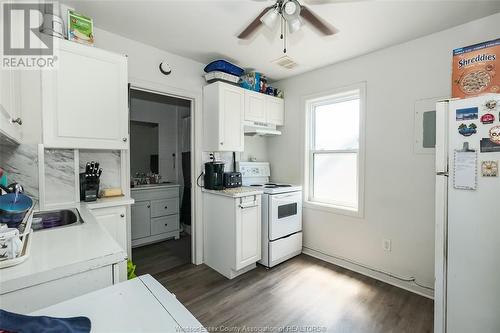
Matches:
[[151, 198, 179, 217], [151, 215, 179, 235]]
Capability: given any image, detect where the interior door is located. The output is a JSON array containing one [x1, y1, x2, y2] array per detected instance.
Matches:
[[269, 191, 302, 240]]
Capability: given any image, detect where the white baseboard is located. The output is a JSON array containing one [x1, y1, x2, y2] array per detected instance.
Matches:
[[302, 247, 434, 299]]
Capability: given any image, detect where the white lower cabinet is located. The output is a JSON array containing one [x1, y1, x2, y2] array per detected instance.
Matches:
[[131, 186, 180, 247], [203, 191, 261, 279], [0, 69, 22, 142], [90, 206, 127, 251], [0, 261, 126, 313]]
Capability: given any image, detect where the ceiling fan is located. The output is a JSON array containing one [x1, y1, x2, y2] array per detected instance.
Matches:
[[238, 0, 338, 53]]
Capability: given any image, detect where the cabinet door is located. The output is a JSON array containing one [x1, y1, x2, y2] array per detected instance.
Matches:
[[91, 206, 127, 251], [244, 90, 266, 123], [131, 201, 151, 240], [42, 40, 128, 149], [235, 196, 261, 270], [0, 69, 22, 142], [266, 96, 284, 126], [220, 85, 244, 152]]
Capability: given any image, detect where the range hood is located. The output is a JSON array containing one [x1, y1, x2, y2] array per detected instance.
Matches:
[[244, 121, 281, 136]]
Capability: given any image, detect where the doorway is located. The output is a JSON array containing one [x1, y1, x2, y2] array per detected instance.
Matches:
[[128, 88, 193, 275]]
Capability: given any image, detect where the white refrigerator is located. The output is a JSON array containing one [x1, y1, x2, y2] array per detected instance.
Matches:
[[435, 93, 500, 333]]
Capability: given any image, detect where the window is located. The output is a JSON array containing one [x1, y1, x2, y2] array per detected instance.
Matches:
[[305, 84, 365, 215]]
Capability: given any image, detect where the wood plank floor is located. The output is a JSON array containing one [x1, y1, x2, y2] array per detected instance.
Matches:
[[132, 234, 191, 276], [151, 255, 433, 333]]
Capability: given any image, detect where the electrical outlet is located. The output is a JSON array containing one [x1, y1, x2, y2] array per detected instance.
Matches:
[[383, 239, 392, 252]]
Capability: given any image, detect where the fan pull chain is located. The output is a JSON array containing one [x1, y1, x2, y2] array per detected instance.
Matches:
[[283, 20, 287, 53]]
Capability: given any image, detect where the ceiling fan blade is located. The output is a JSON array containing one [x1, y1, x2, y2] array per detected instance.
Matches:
[[238, 6, 274, 39], [300, 6, 338, 35]]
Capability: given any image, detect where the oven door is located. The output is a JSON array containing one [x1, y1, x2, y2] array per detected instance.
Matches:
[[269, 191, 302, 241]]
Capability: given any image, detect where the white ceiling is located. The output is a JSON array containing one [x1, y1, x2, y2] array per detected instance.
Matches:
[[65, 0, 500, 80]]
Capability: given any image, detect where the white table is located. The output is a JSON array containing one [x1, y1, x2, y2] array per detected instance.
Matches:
[[31, 274, 205, 333]]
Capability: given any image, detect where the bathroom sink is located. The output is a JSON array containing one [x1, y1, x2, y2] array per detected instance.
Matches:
[[33, 208, 84, 231], [134, 182, 172, 188]]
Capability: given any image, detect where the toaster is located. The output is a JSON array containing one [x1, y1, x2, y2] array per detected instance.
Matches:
[[223, 172, 242, 188]]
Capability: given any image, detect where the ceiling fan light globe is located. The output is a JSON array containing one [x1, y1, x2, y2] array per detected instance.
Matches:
[[260, 7, 279, 29], [284, 1, 298, 16], [287, 17, 302, 33]]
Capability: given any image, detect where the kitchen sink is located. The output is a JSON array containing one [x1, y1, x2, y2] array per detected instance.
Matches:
[[32, 208, 84, 231]]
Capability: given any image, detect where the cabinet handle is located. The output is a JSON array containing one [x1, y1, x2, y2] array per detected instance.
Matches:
[[164, 223, 168, 226], [164, 206, 168, 209], [220, 142, 224, 145], [122, 137, 128, 142], [11, 118, 22, 125], [147, 205, 151, 208], [120, 214, 125, 218]]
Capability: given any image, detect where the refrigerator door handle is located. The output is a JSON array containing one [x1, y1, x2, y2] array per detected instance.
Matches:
[[437, 172, 449, 177]]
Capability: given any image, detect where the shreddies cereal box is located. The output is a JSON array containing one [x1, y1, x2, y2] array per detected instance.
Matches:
[[452, 38, 499, 99]]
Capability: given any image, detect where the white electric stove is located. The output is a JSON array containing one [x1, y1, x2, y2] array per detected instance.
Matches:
[[237, 162, 303, 268]]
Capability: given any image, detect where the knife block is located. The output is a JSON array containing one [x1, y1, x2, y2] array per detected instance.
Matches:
[[79, 173, 100, 202]]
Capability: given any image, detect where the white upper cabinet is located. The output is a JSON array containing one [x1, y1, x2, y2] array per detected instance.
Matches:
[[243, 89, 284, 126], [266, 96, 285, 126], [203, 82, 244, 152], [41, 40, 129, 149], [244, 90, 267, 123], [0, 69, 22, 142]]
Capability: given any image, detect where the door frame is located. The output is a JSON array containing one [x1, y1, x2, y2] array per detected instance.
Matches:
[[128, 78, 203, 265]]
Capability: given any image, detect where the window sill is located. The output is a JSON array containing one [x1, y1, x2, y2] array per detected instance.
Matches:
[[303, 200, 364, 218]]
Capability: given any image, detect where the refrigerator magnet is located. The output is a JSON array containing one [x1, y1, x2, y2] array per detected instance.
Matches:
[[489, 126, 500, 144], [458, 123, 477, 136], [480, 138, 500, 153], [480, 113, 495, 124], [456, 107, 479, 121], [481, 161, 498, 177], [484, 99, 498, 111]]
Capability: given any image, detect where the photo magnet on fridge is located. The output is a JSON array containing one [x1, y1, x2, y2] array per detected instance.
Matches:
[[481, 161, 498, 177], [458, 123, 477, 136], [480, 138, 500, 153], [456, 107, 479, 121]]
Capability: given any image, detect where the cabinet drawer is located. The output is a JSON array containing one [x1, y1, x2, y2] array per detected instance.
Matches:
[[151, 198, 179, 217], [151, 215, 179, 235], [131, 187, 179, 202]]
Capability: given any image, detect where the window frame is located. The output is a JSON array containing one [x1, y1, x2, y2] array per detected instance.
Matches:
[[303, 82, 366, 218]]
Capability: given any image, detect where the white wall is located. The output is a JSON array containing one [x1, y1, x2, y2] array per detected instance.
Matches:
[[130, 97, 178, 182], [271, 13, 500, 295]]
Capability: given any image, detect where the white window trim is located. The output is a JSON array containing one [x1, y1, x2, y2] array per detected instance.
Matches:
[[301, 82, 366, 218]]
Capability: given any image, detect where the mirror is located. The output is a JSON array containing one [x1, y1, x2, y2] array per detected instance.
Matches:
[[130, 120, 159, 175]]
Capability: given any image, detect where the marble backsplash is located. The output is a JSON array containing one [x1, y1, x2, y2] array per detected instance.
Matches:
[[0, 139, 39, 203], [1, 134, 122, 206], [79, 150, 121, 189], [44, 149, 76, 205]]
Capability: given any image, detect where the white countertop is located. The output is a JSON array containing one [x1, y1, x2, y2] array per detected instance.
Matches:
[[0, 203, 127, 294], [84, 196, 135, 210], [31, 274, 204, 332], [202, 187, 264, 198], [131, 183, 180, 191]]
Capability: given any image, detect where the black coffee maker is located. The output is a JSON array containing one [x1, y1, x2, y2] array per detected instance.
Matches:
[[204, 155, 224, 190]]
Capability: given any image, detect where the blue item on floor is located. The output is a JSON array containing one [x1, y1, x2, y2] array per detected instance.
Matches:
[[204, 60, 244, 76], [0, 309, 91, 333]]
